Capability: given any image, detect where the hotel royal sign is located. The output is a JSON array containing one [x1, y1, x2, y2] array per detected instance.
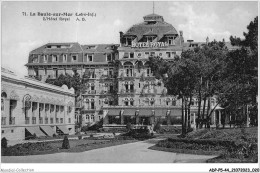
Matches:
[[131, 41, 173, 48]]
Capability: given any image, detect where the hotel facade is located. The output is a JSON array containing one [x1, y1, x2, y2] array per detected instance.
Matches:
[[25, 14, 231, 128]]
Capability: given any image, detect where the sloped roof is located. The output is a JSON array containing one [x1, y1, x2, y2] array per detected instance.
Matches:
[[124, 21, 178, 38], [30, 42, 82, 54], [81, 44, 119, 53]]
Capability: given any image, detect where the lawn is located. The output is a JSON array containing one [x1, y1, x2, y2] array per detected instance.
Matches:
[[1, 137, 137, 156], [149, 127, 258, 163]]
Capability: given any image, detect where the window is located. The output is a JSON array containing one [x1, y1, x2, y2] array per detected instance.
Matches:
[[139, 83, 141, 88], [91, 85, 95, 91], [91, 115, 95, 121], [63, 54, 67, 62], [166, 52, 171, 58], [1, 130, 4, 134], [33, 56, 38, 63], [130, 101, 134, 106], [125, 37, 134, 46], [108, 68, 113, 77], [44, 68, 47, 75], [129, 53, 134, 58], [1, 98, 4, 111], [60, 118, 63, 124], [168, 37, 174, 45], [137, 53, 142, 58], [86, 115, 89, 121], [91, 102, 95, 109], [52, 55, 58, 62], [130, 84, 134, 91], [50, 118, 53, 124], [1, 117, 6, 125], [56, 118, 59, 124], [147, 68, 152, 77], [68, 118, 71, 123], [106, 54, 112, 62], [172, 100, 176, 106], [53, 68, 58, 78], [72, 55, 77, 62], [125, 101, 129, 106], [124, 64, 134, 77], [109, 85, 114, 93], [88, 54, 93, 62], [145, 36, 155, 42], [11, 129, 14, 133]]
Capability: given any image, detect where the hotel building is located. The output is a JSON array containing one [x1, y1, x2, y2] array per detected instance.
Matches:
[[25, 13, 236, 128]]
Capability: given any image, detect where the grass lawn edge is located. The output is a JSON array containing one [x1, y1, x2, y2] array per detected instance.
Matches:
[[148, 145, 221, 156]]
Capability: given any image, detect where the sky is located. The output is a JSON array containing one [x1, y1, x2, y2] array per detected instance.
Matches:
[[1, 1, 258, 76]]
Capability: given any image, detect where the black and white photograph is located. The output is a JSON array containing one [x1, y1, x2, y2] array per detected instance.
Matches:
[[1, 1, 259, 172]]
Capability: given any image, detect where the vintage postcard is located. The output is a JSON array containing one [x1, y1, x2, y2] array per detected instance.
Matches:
[[1, 1, 258, 173]]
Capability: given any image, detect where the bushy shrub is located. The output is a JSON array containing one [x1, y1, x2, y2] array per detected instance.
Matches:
[[153, 121, 161, 132], [33, 133, 37, 139], [53, 134, 57, 138], [90, 134, 94, 138], [126, 123, 132, 131], [1, 137, 7, 148], [62, 136, 70, 149], [78, 135, 82, 140], [81, 126, 89, 133]]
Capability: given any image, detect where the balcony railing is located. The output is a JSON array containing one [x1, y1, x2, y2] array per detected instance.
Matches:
[[121, 89, 136, 94], [25, 117, 30, 124], [88, 90, 96, 94]]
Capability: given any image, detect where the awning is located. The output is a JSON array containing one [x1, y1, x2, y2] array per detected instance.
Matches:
[[123, 109, 135, 116], [155, 109, 163, 116], [57, 126, 69, 135], [139, 109, 152, 117], [40, 126, 56, 136], [25, 126, 46, 137], [107, 109, 121, 116]]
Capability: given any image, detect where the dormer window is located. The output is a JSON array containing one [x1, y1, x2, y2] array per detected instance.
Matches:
[[125, 37, 134, 46], [106, 54, 112, 62], [129, 53, 134, 58], [33, 56, 38, 63], [43, 55, 48, 63], [144, 36, 155, 42], [63, 54, 67, 62], [167, 37, 174, 45], [88, 54, 93, 62], [72, 55, 78, 62], [52, 55, 58, 62]]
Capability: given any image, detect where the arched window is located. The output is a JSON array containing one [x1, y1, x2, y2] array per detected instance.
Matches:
[[124, 62, 134, 77], [1, 92, 7, 111]]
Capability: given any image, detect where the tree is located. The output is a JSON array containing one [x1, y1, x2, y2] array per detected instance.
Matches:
[[222, 16, 258, 126], [62, 135, 70, 149]]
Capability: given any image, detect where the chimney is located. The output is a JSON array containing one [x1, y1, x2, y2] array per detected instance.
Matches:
[[179, 31, 184, 45], [119, 31, 124, 46]]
